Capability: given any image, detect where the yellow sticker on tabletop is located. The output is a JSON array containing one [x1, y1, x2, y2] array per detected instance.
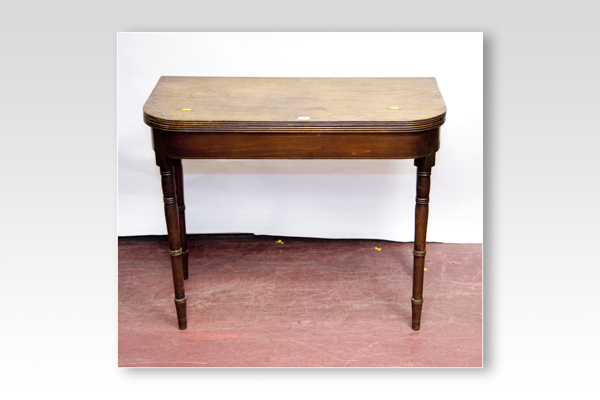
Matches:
[[182, 108, 191, 111]]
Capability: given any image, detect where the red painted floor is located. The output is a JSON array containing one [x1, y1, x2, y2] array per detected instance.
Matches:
[[118, 235, 482, 367]]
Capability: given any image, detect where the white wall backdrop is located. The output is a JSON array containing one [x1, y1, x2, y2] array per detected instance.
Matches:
[[117, 32, 482, 243]]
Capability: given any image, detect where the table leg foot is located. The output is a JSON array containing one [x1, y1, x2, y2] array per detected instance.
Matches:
[[411, 298, 423, 330], [175, 296, 187, 330]]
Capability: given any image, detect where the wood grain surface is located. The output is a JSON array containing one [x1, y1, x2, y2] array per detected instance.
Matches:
[[155, 128, 440, 160], [143, 77, 446, 133]]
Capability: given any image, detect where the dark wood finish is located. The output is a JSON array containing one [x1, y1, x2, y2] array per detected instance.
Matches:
[[173, 159, 188, 280], [159, 163, 186, 330], [412, 153, 435, 330], [156, 128, 440, 160], [143, 76, 446, 331]]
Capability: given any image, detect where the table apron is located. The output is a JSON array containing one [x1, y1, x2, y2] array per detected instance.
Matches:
[[154, 128, 440, 160]]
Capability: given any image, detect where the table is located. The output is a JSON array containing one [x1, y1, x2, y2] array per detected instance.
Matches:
[[143, 76, 446, 330]]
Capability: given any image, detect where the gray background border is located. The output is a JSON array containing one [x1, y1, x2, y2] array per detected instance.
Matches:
[[1, 0, 597, 398]]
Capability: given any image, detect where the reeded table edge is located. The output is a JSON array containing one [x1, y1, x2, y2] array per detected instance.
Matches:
[[143, 111, 446, 133]]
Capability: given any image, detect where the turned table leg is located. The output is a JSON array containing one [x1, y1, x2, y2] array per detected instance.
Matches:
[[160, 162, 187, 330], [174, 159, 189, 280], [411, 153, 435, 330]]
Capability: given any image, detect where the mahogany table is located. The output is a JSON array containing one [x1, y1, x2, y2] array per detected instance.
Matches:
[[143, 76, 446, 331]]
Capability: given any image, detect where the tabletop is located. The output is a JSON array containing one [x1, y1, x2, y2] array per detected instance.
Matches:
[[143, 77, 446, 133]]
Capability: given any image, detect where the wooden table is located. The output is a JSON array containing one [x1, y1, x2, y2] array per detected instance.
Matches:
[[143, 76, 446, 330]]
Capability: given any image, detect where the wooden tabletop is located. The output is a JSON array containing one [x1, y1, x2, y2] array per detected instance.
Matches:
[[143, 76, 446, 133]]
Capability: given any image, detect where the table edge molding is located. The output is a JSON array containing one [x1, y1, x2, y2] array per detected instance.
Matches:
[[143, 112, 446, 133]]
